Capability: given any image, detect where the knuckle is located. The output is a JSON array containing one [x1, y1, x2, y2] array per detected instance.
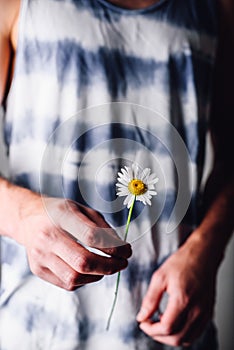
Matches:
[[173, 336, 184, 347], [178, 293, 190, 309], [162, 322, 174, 335], [168, 338, 180, 347], [172, 290, 190, 310], [90, 230, 106, 248], [57, 198, 69, 210], [64, 271, 79, 290], [91, 210, 103, 223], [30, 247, 43, 260], [124, 243, 132, 258], [101, 261, 117, 275], [192, 305, 202, 318], [104, 267, 115, 275], [84, 226, 113, 249], [143, 293, 155, 309], [30, 262, 44, 277], [37, 229, 52, 243], [82, 227, 98, 247], [152, 269, 164, 284], [106, 259, 127, 275], [182, 292, 190, 306], [112, 243, 132, 259], [75, 256, 90, 273], [65, 285, 79, 292]]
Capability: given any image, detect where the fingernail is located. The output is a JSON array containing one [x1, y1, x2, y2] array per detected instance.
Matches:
[[136, 308, 147, 322]]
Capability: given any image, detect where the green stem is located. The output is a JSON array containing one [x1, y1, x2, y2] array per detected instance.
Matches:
[[124, 196, 136, 241], [106, 196, 136, 331], [106, 270, 121, 331]]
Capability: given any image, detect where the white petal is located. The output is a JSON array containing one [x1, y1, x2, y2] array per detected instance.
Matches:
[[117, 177, 129, 186], [138, 197, 147, 206], [147, 184, 155, 190], [116, 183, 126, 189], [127, 196, 135, 208], [140, 168, 151, 181], [147, 174, 159, 185], [123, 194, 134, 208], [121, 167, 131, 179], [117, 192, 127, 197], [117, 189, 129, 195], [116, 185, 129, 192], [127, 166, 133, 179], [117, 172, 129, 182], [145, 196, 152, 205], [118, 168, 128, 176], [117, 193, 129, 197], [137, 193, 152, 206], [116, 188, 129, 196], [148, 190, 157, 196], [132, 163, 140, 178]]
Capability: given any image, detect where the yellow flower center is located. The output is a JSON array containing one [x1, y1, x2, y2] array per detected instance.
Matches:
[[128, 179, 147, 196]]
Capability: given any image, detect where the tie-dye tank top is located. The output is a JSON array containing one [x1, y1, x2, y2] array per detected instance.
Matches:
[[1, 0, 218, 349]]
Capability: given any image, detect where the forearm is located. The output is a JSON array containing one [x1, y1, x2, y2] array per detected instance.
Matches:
[[0, 176, 41, 241], [186, 167, 234, 269]]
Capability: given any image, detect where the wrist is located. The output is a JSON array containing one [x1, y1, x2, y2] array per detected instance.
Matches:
[[185, 227, 226, 271], [0, 178, 41, 242]]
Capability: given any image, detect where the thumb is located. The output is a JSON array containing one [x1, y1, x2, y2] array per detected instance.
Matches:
[[136, 272, 166, 322]]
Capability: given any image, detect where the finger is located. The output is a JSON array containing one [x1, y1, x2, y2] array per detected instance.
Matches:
[[53, 231, 129, 275], [59, 204, 132, 257], [139, 303, 202, 347], [139, 295, 187, 336], [29, 248, 104, 289], [99, 242, 132, 259], [139, 317, 189, 346], [139, 320, 188, 347], [136, 272, 166, 322], [81, 206, 131, 254], [46, 253, 104, 288], [34, 265, 102, 291], [78, 205, 111, 229], [30, 264, 68, 289], [140, 317, 197, 348]]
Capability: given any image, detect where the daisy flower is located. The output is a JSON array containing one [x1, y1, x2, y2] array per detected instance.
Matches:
[[106, 163, 158, 331], [116, 163, 159, 208]]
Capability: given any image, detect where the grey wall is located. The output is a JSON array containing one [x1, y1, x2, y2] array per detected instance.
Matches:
[[0, 109, 233, 348], [215, 234, 234, 350], [203, 133, 234, 349]]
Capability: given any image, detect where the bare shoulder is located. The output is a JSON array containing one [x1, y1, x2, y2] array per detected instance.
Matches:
[[0, 0, 20, 45], [0, 0, 20, 103]]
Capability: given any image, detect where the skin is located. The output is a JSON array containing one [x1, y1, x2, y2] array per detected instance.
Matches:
[[0, 0, 234, 347], [106, 0, 160, 9]]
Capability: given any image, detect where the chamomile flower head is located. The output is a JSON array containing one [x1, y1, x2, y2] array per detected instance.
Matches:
[[116, 163, 159, 208]]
